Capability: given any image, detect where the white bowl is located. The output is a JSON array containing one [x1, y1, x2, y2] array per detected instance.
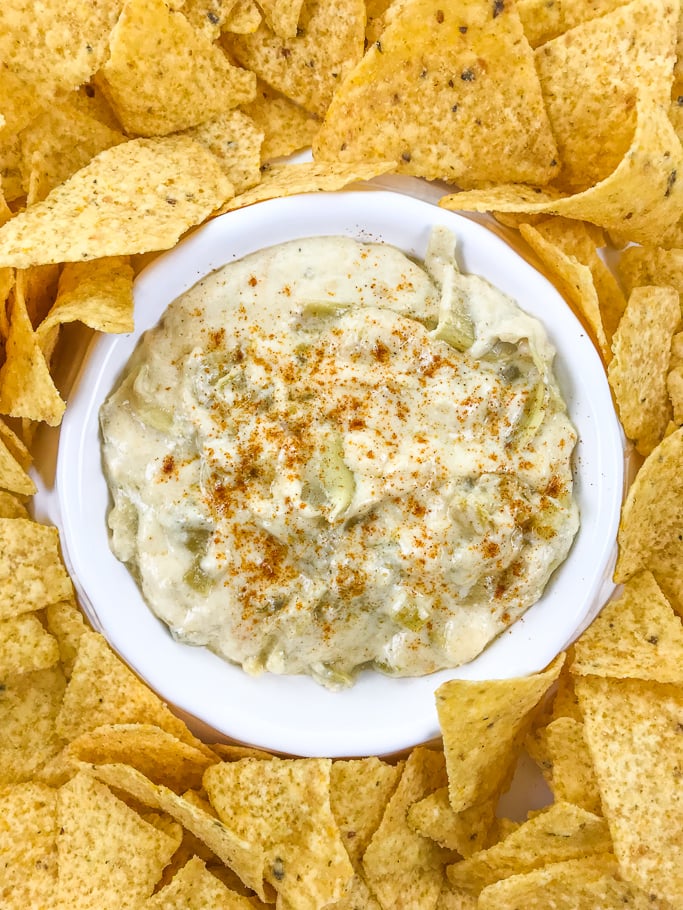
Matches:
[[57, 189, 625, 757]]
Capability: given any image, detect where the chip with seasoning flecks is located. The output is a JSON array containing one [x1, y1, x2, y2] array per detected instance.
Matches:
[[0, 518, 72, 620]]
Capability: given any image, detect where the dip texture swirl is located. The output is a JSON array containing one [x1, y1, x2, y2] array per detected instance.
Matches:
[[100, 229, 579, 689]]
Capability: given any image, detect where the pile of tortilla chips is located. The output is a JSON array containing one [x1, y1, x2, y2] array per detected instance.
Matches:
[[2, 0, 683, 907]]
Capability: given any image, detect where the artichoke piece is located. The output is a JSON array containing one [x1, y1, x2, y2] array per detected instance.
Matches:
[[182, 528, 212, 594], [511, 378, 548, 448], [310, 661, 354, 690], [301, 299, 351, 317], [425, 228, 475, 352], [303, 432, 356, 520]]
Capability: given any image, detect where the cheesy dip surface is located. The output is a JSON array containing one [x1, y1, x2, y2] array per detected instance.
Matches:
[[100, 228, 579, 689]]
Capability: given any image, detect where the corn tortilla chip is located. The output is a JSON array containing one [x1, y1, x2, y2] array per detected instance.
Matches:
[[441, 95, 683, 245], [183, 111, 263, 195], [0, 613, 59, 676], [436, 656, 563, 812], [223, 0, 263, 33], [534, 0, 677, 191], [44, 599, 88, 678], [180, 0, 240, 38], [36, 257, 135, 347], [56, 771, 180, 910], [256, 0, 304, 37], [525, 716, 601, 814], [517, 0, 626, 47], [204, 756, 353, 908], [447, 801, 611, 894], [572, 571, 683, 682], [100, 0, 256, 137], [144, 855, 256, 910], [314, 0, 559, 188], [407, 788, 497, 856], [614, 426, 683, 606], [619, 243, 683, 296], [0, 491, 29, 518], [0, 136, 235, 268], [0, 135, 24, 204], [86, 761, 268, 900], [0, 69, 52, 139], [0, 431, 36, 495], [226, 0, 365, 117], [669, 331, 683, 424], [577, 675, 683, 905], [0, 666, 66, 787], [362, 748, 450, 910], [0, 782, 58, 910], [241, 81, 319, 160], [216, 160, 394, 214], [0, 518, 72, 620]]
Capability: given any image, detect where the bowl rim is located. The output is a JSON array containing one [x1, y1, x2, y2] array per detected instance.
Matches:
[[56, 188, 625, 757]]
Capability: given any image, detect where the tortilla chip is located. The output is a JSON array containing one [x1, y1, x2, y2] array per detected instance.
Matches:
[[70, 82, 123, 132], [44, 599, 88, 678], [0, 136, 235, 268], [0, 491, 29, 518], [0, 135, 24, 204], [20, 103, 125, 206], [216, 159, 394, 213], [0, 782, 58, 910], [87, 761, 268, 900], [577, 675, 683, 904], [0, 666, 66, 787], [407, 788, 497, 856], [669, 330, 683, 424], [517, 0, 626, 47], [56, 631, 210, 754], [208, 743, 273, 761], [204, 756, 353, 907], [619, 244, 683, 296], [607, 285, 680, 453], [66, 725, 218, 793], [447, 801, 611, 894], [0, 281, 66, 425], [143, 855, 255, 910], [0, 0, 124, 95], [534, 0, 677, 192], [36, 257, 135, 349], [519, 221, 610, 361], [324, 873, 384, 910], [183, 111, 263, 194], [441, 94, 683, 245], [476, 854, 660, 910], [241, 80, 320, 160], [314, 0, 559, 188], [0, 613, 59, 676], [572, 571, 683, 683], [179, 0, 240, 38], [0, 69, 52, 139], [0, 518, 72, 620], [256, 0, 304, 37], [525, 716, 601, 814], [56, 771, 180, 910], [224, 0, 263, 32], [226, 0, 365, 117], [0, 431, 36, 495], [614, 426, 683, 603], [362, 747, 450, 910], [436, 656, 564, 812], [100, 0, 256, 137], [329, 756, 402, 868]]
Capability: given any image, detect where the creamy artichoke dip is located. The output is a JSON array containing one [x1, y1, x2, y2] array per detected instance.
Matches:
[[100, 228, 579, 689]]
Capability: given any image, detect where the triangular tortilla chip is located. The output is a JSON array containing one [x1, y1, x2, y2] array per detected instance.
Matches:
[[0, 783, 58, 910], [256, 0, 304, 37], [525, 716, 601, 814], [314, 0, 559, 188], [0, 518, 72, 620], [182, 111, 263, 194], [143, 855, 255, 910], [241, 80, 320, 160], [407, 788, 497, 857], [0, 613, 60, 676]]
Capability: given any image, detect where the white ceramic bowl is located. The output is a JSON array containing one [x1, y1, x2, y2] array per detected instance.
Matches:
[[57, 189, 625, 757]]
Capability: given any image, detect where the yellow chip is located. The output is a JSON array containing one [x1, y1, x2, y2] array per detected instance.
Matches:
[[0, 135, 24, 204], [619, 244, 683, 296], [19, 102, 125, 205], [0, 281, 66, 426], [88, 761, 268, 900], [216, 159, 394, 214], [476, 854, 660, 910], [0, 136, 235, 268], [36, 257, 135, 349], [0, 666, 66, 787], [226, 0, 365, 117], [183, 111, 264, 195], [56, 771, 180, 910], [407, 788, 497, 856], [66, 724, 218, 793], [256, 0, 304, 38], [0, 518, 72, 619], [0, 430, 36, 496], [0, 491, 29, 518], [179, 0, 240, 39], [314, 0, 560, 188], [241, 80, 320, 161], [0, 613, 60, 676], [143, 855, 255, 910], [0, 782, 58, 910], [525, 716, 601, 815], [223, 0, 263, 32], [436, 656, 563, 812], [441, 94, 683, 246], [615, 426, 683, 611], [573, 571, 683, 682], [44, 599, 88, 678], [56, 631, 210, 754], [534, 0, 677, 191], [100, 0, 256, 137], [446, 801, 611, 894], [517, 0, 625, 47], [669, 331, 683, 425], [329, 756, 402, 868], [204, 756, 353, 908], [577, 675, 683, 905], [362, 747, 450, 910], [607, 285, 680, 454], [519, 221, 609, 361], [208, 742, 273, 761]]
